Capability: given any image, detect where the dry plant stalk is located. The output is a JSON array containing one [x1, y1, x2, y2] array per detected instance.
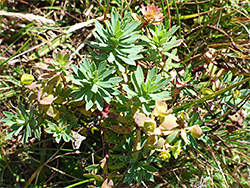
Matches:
[[0, 10, 55, 25]]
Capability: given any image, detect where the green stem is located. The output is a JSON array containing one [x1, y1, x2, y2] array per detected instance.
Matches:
[[173, 1, 181, 37], [64, 178, 96, 188], [123, 0, 133, 13]]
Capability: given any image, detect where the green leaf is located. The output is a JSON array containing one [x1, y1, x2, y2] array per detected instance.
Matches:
[[3, 112, 17, 126], [97, 61, 107, 72], [131, 73, 141, 94], [127, 168, 135, 185], [29, 106, 34, 120], [96, 93, 104, 111], [47, 122, 56, 131], [71, 64, 80, 77], [85, 164, 100, 172], [104, 19, 113, 34], [109, 162, 126, 170], [149, 79, 171, 93], [122, 84, 137, 97], [162, 51, 180, 62], [134, 66, 144, 85], [85, 98, 94, 111], [145, 172, 154, 182], [189, 113, 199, 126], [201, 135, 213, 145], [145, 67, 157, 85], [188, 133, 199, 149], [80, 62, 91, 79], [111, 8, 119, 30], [5, 131, 15, 141], [166, 131, 179, 144], [165, 25, 179, 39], [22, 124, 31, 144], [117, 55, 136, 65], [122, 21, 140, 37], [120, 34, 140, 43], [162, 38, 182, 50], [97, 81, 113, 88], [119, 44, 141, 54], [55, 135, 61, 143], [142, 103, 151, 115], [201, 126, 212, 132], [142, 164, 158, 172], [139, 96, 147, 103], [201, 88, 214, 95], [62, 132, 73, 142], [14, 125, 24, 136], [149, 91, 171, 100], [91, 84, 98, 93], [135, 172, 142, 184], [83, 173, 104, 182], [94, 20, 107, 40], [107, 52, 115, 62], [114, 60, 125, 72], [29, 34, 72, 60], [18, 102, 28, 120], [71, 89, 87, 101], [172, 140, 182, 159], [141, 82, 147, 92], [109, 77, 122, 84], [98, 88, 112, 102], [115, 29, 123, 38]]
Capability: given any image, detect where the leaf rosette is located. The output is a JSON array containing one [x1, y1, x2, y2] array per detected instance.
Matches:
[[87, 8, 142, 72], [70, 59, 122, 111], [123, 66, 171, 114]]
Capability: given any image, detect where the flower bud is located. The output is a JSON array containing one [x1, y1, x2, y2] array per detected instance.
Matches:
[[140, 4, 164, 25], [190, 124, 203, 138], [154, 100, 172, 117]]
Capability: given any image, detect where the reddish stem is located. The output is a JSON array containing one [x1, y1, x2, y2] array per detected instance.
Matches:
[[103, 133, 109, 179], [140, 20, 150, 30]]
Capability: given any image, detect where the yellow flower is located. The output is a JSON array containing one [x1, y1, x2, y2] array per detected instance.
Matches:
[[140, 4, 164, 25], [172, 140, 183, 159], [157, 150, 171, 162], [153, 100, 172, 117], [134, 113, 156, 134]]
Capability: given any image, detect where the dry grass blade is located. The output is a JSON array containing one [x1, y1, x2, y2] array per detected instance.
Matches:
[[0, 10, 55, 25], [207, 145, 229, 188]]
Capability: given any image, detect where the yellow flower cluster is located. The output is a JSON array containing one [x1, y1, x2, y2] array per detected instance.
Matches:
[[134, 100, 203, 162]]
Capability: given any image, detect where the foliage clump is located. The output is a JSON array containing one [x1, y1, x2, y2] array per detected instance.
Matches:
[[1, 1, 250, 187]]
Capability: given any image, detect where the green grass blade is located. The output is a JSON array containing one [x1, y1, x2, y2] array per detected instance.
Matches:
[[173, 76, 250, 113], [64, 178, 95, 188], [29, 33, 72, 60]]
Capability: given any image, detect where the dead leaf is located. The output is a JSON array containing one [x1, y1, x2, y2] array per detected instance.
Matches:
[[101, 178, 114, 188], [40, 94, 56, 105], [159, 114, 179, 131], [228, 112, 244, 127], [72, 131, 86, 151]]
